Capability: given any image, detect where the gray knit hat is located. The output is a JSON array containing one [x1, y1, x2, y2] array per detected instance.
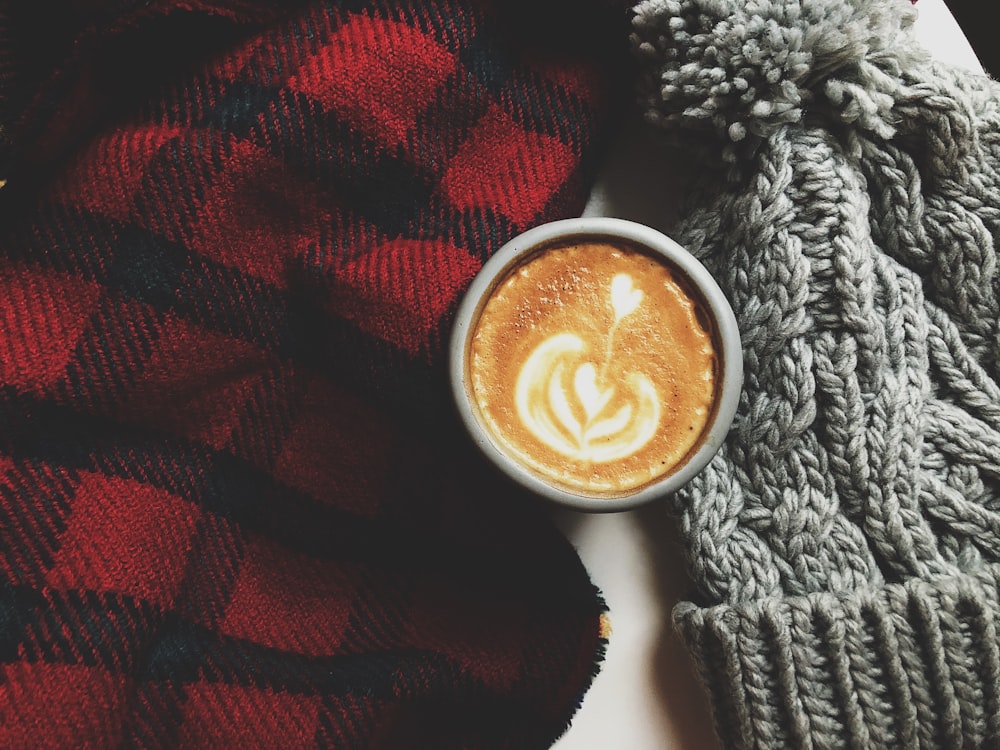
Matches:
[[630, 0, 1000, 747]]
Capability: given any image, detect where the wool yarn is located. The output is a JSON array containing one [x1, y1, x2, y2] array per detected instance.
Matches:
[[632, 0, 1000, 746]]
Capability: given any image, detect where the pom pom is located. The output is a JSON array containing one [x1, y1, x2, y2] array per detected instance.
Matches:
[[631, 0, 928, 158]]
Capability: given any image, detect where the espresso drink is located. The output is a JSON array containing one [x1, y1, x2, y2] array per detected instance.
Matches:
[[467, 240, 718, 497]]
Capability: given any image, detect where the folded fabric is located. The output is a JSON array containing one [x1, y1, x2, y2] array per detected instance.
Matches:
[[0, 1, 627, 746], [632, 0, 1000, 747]]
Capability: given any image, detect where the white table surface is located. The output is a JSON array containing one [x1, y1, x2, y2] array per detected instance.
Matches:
[[553, 4, 984, 748]]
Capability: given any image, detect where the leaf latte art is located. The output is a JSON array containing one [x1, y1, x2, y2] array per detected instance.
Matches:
[[515, 274, 661, 463], [469, 242, 717, 497]]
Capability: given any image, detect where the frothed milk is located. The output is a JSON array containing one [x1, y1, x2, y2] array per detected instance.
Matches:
[[468, 240, 718, 497]]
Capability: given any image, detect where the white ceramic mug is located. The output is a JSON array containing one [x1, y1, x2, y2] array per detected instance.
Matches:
[[450, 217, 742, 512]]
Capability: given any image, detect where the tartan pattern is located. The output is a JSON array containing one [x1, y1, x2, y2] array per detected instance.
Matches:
[[0, 1, 623, 747]]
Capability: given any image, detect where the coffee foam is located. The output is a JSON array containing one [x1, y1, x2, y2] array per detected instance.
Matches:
[[468, 240, 718, 497]]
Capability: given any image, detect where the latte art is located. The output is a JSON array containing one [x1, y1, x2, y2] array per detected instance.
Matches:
[[514, 275, 661, 463], [469, 241, 718, 497]]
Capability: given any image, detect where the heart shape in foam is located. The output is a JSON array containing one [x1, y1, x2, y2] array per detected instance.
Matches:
[[573, 363, 613, 421], [611, 274, 643, 321]]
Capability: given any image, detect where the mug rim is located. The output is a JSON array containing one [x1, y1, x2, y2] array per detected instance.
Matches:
[[449, 217, 742, 512]]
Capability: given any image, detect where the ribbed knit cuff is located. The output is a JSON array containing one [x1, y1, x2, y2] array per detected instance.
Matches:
[[675, 565, 1000, 749]]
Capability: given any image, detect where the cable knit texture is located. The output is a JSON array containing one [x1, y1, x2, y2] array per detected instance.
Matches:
[[632, 0, 1000, 747]]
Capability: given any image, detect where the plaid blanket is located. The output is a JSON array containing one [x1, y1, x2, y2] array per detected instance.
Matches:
[[0, 1, 625, 746]]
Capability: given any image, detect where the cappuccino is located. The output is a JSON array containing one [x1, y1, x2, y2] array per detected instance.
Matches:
[[467, 240, 718, 497]]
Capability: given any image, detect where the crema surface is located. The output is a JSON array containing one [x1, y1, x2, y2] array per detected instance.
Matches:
[[469, 241, 717, 496]]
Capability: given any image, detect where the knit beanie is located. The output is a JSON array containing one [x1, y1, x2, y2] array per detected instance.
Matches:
[[631, 0, 1000, 747], [0, 1, 625, 746]]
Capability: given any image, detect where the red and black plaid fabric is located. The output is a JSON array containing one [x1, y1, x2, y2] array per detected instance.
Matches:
[[0, 1, 626, 747]]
